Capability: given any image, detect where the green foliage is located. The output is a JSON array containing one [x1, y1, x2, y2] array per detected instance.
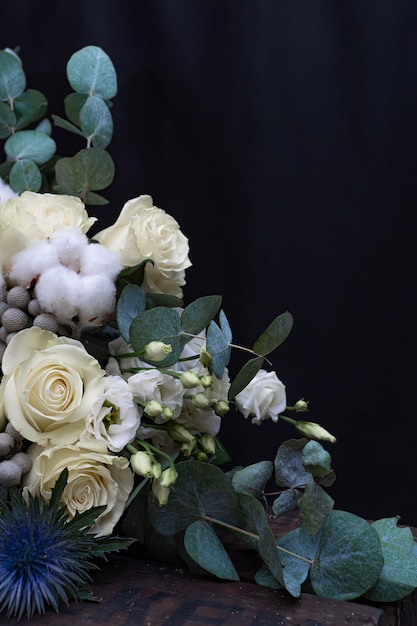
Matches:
[[0, 45, 116, 202]]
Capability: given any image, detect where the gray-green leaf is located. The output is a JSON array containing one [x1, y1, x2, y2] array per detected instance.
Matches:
[[79, 95, 113, 148], [5, 130, 56, 164], [184, 520, 240, 581], [66, 45, 117, 99], [253, 311, 294, 356], [0, 50, 26, 101]]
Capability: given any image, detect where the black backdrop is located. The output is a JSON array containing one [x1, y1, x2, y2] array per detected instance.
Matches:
[[2, 0, 417, 525]]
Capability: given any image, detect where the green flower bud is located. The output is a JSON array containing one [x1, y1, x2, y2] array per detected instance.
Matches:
[[200, 375, 213, 388], [145, 400, 163, 417], [159, 466, 178, 488], [200, 346, 213, 368], [192, 392, 210, 409], [162, 406, 174, 420], [200, 433, 216, 455], [296, 421, 336, 443], [214, 400, 230, 416], [130, 451, 154, 477], [294, 398, 309, 412], [152, 479, 171, 506], [169, 424, 194, 442], [180, 370, 201, 388], [181, 437, 197, 457], [144, 341, 172, 361]]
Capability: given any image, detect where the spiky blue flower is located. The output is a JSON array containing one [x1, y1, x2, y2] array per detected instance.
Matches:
[[0, 470, 134, 620]]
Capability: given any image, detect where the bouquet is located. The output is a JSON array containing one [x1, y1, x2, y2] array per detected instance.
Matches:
[[0, 45, 416, 620]]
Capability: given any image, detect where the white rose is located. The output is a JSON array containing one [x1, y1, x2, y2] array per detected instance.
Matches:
[[80, 374, 142, 452], [95, 195, 191, 274], [0, 327, 105, 445], [235, 369, 287, 425], [140, 264, 186, 299], [128, 369, 184, 421], [0, 191, 96, 273], [22, 440, 134, 537]]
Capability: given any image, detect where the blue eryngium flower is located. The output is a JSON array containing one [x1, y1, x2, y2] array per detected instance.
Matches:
[[0, 469, 134, 620]]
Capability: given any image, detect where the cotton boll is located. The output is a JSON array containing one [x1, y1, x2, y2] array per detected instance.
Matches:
[[9, 240, 60, 286], [79, 242, 121, 280], [76, 274, 117, 329], [35, 266, 81, 324], [48, 227, 88, 271]]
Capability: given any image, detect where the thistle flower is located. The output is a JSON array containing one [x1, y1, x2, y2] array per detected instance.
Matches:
[[0, 469, 134, 620]]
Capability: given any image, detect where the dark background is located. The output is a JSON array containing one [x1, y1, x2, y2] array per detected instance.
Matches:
[[2, 1, 417, 525]]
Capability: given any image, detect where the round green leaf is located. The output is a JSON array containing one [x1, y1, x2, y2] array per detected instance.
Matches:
[[116, 284, 147, 342], [129, 306, 183, 367], [79, 95, 113, 147], [310, 510, 384, 600], [14, 89, 48, 129], [64, 92, 88, 126], [278, 526, 317, 596], [4, 130, 56, 164], [9, 159, 42, 193], [54, 147, 115, 197], [184, 520, 240, 581], [0, 100, 15, 138], [232, 460, 273, 499], [147, 460, 242, 536], [181, 295, 222, 336], [274, 438, 312, 489], [0, 50, 26, 101], [66, 46, 117, 99]]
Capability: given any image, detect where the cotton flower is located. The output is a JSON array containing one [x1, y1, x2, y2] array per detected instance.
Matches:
[[9, 239, 60, 286]]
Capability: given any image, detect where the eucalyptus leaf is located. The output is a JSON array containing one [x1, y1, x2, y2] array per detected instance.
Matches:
[[302, 440, 334, 481], [184, 519, 240, 581], [14, 89, 48, 129], [5, 130, 56, 164], [274, 438, 313, 489], [79, 95, 113, 148], [54, 147, 115, 199], [52, 113, 87, 138], [82, 190, 110, 205], [145, 293, 184, 308], [35, 118, 52, 135], [206, 319, 231, 379], [181, 295, 222, 336], [67, 45, 117, 99], [236, 492, 284, 587], [64, 92, 89, 126], [228, 356, 264, 400], [271, 488, 302, 517], [9, 159, 42, 193], [363, 517, 417, 602], [255, 566, 282, 590], [116, 284, 147, 342], [309, 510, 384, 600], [0, 50, 26, 101], [147, 460, 242, 536], [297, 482, 334, 535], [278, 526, 318, 596], [231, 461, 273, 501], [253, 311, 294, 356], [0, 100, 15, 138], [129, 306, 182, 367]]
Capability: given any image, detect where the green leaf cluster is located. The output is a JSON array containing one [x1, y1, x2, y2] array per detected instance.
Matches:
[[0, 45, 116, 203]]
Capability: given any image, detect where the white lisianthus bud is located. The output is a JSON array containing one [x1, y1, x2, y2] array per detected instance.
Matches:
[[152, 462, 162, 479], [181, 437, 197, 457], [152, 477, 171, 506], [144, 341, 172, 361], [214, 400, 230, 416], [200, 375, 213, 388], [130, 451, 154, 477], [169, 424, 194, 442], [180, 371, 201, 388], [294, 399, 309, 412], [192, 392, 210, 409], [199, 346, 212, 368], [162, 406, 174, 420], [145, 400, 164, 417], [159, 466, 178, 488], [296, 421, 336, 443], [195, 450, 209, 462], [200, 433, 216, 455]]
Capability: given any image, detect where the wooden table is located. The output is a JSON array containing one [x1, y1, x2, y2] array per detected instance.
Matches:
[[5, 513, 416, 625]]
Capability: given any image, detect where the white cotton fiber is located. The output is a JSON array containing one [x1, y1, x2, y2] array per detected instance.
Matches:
[[76, 274, 117, 328], [9, 241, 60, 287], [35, 266, 81, 324], [80, 242, 121, 280], [48, 227, 88, 271]]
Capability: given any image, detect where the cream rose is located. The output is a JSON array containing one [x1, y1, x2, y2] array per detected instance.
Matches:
[[235, 369, 287, 425], [0, 191, 96, 273], [95, 195, 191, 274], [0, 327, 105, 445], [22, 440, 134, 536]]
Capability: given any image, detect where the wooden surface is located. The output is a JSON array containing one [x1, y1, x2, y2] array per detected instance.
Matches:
[[4, 512, 417, 626]]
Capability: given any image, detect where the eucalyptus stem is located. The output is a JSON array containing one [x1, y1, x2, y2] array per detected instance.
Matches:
[[203, 515, 314, 564]]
